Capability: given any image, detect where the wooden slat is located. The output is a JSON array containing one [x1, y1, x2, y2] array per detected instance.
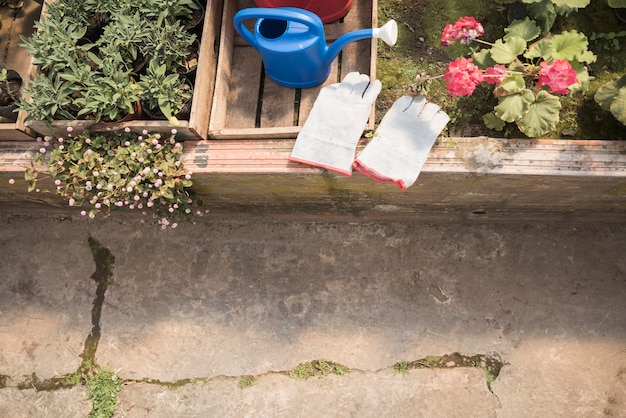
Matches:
[[298, 61, 339, 126], [260, 77, 296, 127], [225, 47, 262, 129], [188, 0, 224, 139], [209, 0, 238, 134]]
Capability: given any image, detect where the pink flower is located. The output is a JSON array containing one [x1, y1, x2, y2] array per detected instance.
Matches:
[[441, 16, 484, 46], [8, 178, 15, 185], [441, 24, 455, 46], [443, 57, 483, 97], [536, 60, 578, 95], [484, 64, 508, 85]]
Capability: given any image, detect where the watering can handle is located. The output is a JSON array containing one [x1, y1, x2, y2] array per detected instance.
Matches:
[[233, 7, 325, 48]]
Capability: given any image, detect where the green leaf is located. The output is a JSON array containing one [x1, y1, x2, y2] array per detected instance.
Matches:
[[595, 76, 626, 111], [552, 0, 590, 7], [490, 37, 527, 64], [609, 87, 626, 125], [483, 112, 506, 131], [472, 49, 496, 69], [567, 61, 591, 95], [517, 90, 562, 138], [504, 18, 541, 42], [528, 0, 557, 34], [609, 0, 626, 7], [551, 30, 589, 61], [494, 89, 535, 122], [499, 75, 526, 94], [524, 38, 554, 60]]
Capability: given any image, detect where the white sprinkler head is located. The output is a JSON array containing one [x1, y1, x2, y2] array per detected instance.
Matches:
[[373, 20, 398, 46]]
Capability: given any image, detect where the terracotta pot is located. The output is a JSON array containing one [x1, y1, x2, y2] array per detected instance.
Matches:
[[253, 0, 352, 24]]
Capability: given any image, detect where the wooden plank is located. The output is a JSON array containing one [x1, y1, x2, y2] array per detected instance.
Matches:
[[225, 47, 262, 129], [209, 0, 237, 135], [260, 76, 296, 128], [188, 0, 224, 139], [298, 61, 339, 126]]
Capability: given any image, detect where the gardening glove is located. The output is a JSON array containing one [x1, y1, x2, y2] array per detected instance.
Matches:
[[353, 96, 449, 190], [289, 72, 381, 176]]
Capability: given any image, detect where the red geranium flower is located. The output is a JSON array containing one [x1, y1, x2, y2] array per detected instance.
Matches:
[[443, 57, 484, 97], [441, 16, 484, 46], [536, 60, 578, 95], [484, 64, 508, 85]]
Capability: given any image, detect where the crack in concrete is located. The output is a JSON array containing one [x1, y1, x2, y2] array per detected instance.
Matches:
[[8, 236, 115, 391], [81, 236, 115, 371]]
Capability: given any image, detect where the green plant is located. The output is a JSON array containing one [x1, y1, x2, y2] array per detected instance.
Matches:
[[424, 16, 595, 137], [74, 68, 142, 122], [19, 72, 79, 121], [96, 12, 151, 72], [138, 0, 201, 26], [138, 60, 193, 125], [288, 362, 316, 379], [21, 128, 206, 228], [394, 361, 411, 374], [238, 375, 255, 389], [494, 0, 590, 34], [287, 360, 350, 379], [20, 16, 92, 73], [18, 0, 197, 124], [87, 367, 122, 418], [142, 19, 197, 73], [594, 75, 626, 125], [609, 0, 626, 7]]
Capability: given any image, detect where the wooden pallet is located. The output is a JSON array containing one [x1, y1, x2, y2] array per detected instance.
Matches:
[[209, 0, 377, 139], [22, 0, 223, 140], [0, 1, 42, 140]]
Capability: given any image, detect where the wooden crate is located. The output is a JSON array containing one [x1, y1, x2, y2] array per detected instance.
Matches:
[[209, 0, 377, 139], [22, 0, 223, 140], [0, 1, 42, 140]]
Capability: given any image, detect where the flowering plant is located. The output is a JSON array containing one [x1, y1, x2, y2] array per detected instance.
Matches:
[[422, 16, 596, 137], [20, 127, 207, 228]]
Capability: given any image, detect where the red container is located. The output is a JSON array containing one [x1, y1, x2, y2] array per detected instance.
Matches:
[[252, 0, 352, 24]]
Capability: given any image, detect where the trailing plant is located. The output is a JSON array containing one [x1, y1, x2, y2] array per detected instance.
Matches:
[[494, 0, 590, 34], [419, 16, 595, 137], [594, 74, 626, 126], [19, 128, 207, 228]]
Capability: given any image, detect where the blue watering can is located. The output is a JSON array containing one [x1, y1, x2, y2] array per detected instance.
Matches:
[[233, 7, 397, 89]]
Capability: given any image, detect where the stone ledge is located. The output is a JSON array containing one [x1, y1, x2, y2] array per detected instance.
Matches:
[[1, 137, 625, 221]]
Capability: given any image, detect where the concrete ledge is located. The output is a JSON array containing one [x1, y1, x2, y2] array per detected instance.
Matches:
[[1, 137, 625, 221]]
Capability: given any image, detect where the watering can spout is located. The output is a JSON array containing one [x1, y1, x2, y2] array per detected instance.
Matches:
[[373, 19, 398, 46], [325, 20, 398, 66]]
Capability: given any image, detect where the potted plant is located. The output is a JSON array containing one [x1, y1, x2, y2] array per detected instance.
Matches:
[[0, 63, 23, 121], [21, 128, 206, 227], [138, 59, 193, 126], [17, 0, 204, 135]]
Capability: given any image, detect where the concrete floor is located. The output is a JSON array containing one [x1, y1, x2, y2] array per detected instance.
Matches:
[[0, 212, 625, 417]]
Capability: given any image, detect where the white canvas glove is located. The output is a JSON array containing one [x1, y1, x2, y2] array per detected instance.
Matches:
[[353, 96, 449, 190], [289, 72, 381, 176]]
